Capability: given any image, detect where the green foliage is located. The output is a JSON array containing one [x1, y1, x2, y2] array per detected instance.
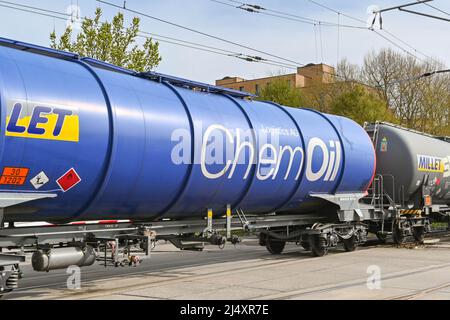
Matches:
[[257, 79, 303, 108], [50, 8, 161, 72], [330, 85, 392, 125]]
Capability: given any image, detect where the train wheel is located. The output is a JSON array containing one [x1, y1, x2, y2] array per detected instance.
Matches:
[[342, 235, 357, 252], [265, 237, 286, 254], [392, 223, 406, 244], [310, 235, 328, 257], [412, 226, 425, 242], [258, 233, 267, 247]]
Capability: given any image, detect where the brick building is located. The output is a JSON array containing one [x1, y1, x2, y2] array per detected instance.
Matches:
[[215, 63, 335, 95]]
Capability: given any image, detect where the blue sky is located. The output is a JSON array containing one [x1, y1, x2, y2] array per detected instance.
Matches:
[[0, 0, 449, 83]]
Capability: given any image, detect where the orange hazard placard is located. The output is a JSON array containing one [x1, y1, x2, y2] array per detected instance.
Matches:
[[0, 167, 29, 185]]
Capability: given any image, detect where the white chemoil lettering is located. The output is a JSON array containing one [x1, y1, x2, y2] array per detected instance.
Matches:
[[256, 144, 278, 180], [324, 140, 335, 181], [273, 145, 304, 180], [306, 138, 329, 182], [196, 124, 338, 182], [330, 141, 341, 181], [228, 129, 254, 179], [201, 125, 234, 179]]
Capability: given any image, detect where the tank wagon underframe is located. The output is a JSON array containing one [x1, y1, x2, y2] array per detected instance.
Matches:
[[0, 189, 383, 295]]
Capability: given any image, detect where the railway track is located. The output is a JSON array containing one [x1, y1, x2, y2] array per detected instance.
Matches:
[[388, 282, 450, 300], [14, 250, 328, 299], [6, 230, 450, 300], [7, 240, 377, 300], [257, 262, 450, 300]]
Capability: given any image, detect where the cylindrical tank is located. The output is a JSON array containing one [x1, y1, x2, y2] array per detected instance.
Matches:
[[372, 123, 450, 206], [0, 39, 375, 223], [31, 246, 96, 271]]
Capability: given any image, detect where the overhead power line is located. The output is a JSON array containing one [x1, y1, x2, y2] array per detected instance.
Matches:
[[0, 0, 376, 86], [307, 0, 364, 24], [0, 1, 299, 70], [209, 0, 438, 64], [423, 68, 450, 76], [382, 68, 450, 86], [306, 0, 440, 64], [420, 1, 450, 16], [96, 0, 306, 68], [0, 1, 70, 20], [207, 0, 367, 29], [373, 0, 450, 23], [375, 0, 433, 14], [95, 0, 366, 83], [398, 8, 450, 22]]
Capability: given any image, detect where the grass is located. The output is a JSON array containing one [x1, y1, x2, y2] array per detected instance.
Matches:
[[431, 221, 449, 230]]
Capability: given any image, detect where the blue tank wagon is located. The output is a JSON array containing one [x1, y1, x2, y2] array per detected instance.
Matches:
[[0, 38, 375, 224]]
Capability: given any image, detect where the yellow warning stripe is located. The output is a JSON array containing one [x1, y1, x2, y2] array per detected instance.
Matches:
[[400, 209, 422, 215]]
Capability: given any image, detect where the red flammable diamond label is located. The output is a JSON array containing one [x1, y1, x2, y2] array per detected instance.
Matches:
[[56, 168, 81, 192]]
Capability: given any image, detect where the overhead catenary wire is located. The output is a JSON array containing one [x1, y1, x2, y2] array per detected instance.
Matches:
[[95, 0, 365, 83], [143, 36, 298, 69], [306, 0, 439, 64], [380, 68, 450, 86], [336, 13, 340, 68], [207, 0, 368, 29], [318, 22, 323, 62], [398, 7, 450, 22], [92, 1, 450, 85], [0, 1, 299, 70], [372, 0, 450, 22], [0, 0, 374, 86], [96, 0, 307, 68], [214, 0, 367, 28], [207, 0, 440, 67], [314, 24, 318, 63], [307, 0, 426, 62], [0, 1, 71, 20], [420, 0, 450, 16], [307, 0, 364, 24]]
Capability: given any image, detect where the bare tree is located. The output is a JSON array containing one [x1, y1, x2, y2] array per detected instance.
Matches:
[[361, 48, 450, 135]]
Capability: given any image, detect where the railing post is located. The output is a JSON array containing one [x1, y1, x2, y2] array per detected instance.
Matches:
[[207, 208, 213, 234], [226, 204, 232, 240]]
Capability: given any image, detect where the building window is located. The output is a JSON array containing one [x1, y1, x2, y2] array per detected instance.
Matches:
[[239, 86, 244, 91], [255, 84, 260, 94], [287, 80, 291, 87]]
